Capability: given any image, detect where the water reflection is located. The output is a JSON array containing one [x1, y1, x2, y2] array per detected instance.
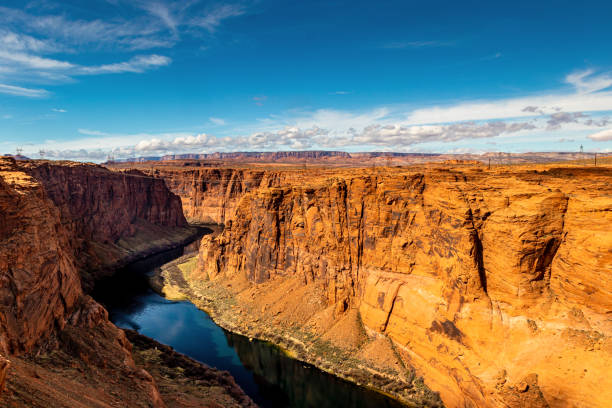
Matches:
[[92, 240, 407, 408], [225, 332, 406, 408]]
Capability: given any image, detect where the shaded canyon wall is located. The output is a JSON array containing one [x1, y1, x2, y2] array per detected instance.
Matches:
[[0, 157, 253, 407]]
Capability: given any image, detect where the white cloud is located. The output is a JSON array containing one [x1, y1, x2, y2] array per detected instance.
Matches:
[[52, 108, 66, 113], [565, 69, 612, 94], [79, 54, 171, 74], [588, 129, 612, 142], [9, 63, 612, 160], [78, 128, 109, 136], [406, 70, 612, 125], [290, 107, 392, 133], [0, 83, 49, 97], [140, 1, 178, 32], [0, 50, 74, 69], [0, 29, 58, 53], [134, 133, 224, 151], [351, 121, 536, 146], [191, 4, 246, 33], [0, 2, 247, 96], [209, 117, 226, 125]]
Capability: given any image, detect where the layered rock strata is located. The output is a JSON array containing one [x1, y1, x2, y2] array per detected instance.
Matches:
[[180, 164, 611, 407], [141, 168, 281, 224], [0, 157, 254, 407], [21, 161, 194, 289]]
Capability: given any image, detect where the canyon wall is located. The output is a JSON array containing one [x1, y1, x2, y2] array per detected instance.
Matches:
[[21, 161, 193, 289], [0, 157, 252, 407], [0, 159, 81, 355], [23, 162, 187, 242], [194, 165, 612, 407], [0, 157, 189, 352], [145, 168, 282, 224]]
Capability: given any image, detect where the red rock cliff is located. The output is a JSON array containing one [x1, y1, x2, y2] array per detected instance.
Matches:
[[0, 160, 81, 355], [24, 163, 187, 241], [196, 165, 612, 407], [0, 157, 193, 354], [20, 161, 193, 289], [145, 168, 282, 224], [0, 157, 254, 407]]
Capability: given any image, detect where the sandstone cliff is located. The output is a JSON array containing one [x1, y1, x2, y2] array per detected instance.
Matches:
[[21, 161, 193, 289], [0, 159, 81, 355], [143, 168, 281, 224], [189, 165, 611, 407], [0, 157, 254, 407]]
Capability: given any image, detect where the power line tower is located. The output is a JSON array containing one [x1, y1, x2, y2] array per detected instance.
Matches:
[[15, 147, 23, 156], [580, 144, 584, 153], [39, 149, 46, 159]]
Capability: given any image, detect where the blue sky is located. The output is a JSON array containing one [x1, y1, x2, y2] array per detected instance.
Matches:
[[0, 0, 611, 161]]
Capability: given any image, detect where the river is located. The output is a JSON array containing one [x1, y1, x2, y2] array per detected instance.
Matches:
[[92, 242, 407, 408]]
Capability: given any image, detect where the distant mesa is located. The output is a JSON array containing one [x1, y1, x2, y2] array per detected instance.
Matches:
[[160, 150, 352, 161], [104, 150, 601, 166], [2, 154, 31, 161], [110, 156, 162, 163]]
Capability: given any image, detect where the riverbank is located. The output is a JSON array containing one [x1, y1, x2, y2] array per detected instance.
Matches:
[[151, 254, 443, 408], [79, 222, 206, 291], [3, 325, 257, 408], [125, 330, 257, 408]]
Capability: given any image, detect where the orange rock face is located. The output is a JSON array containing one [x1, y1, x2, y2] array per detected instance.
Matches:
[[195, 164, 612, 407], [0, 157, 250, 407], [0, 159, 81, 354], [143, 167, 282, 224], [22, 162, 189, 284], [0, 157, 191, 351], [27, 163, 186, 237]]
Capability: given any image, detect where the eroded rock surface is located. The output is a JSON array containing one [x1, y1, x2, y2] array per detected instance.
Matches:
[[188, 164, 611, 407], [146, 168, 274, 224], [0, 157, 255, 407]]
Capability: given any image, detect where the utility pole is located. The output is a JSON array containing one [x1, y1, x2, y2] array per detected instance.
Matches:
[[488, 157, 491, 170], [595, 153, 597, 166]]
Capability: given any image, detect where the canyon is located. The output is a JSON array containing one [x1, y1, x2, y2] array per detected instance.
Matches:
[[0, 156, 255, 407], [133, 160, 612, 408], [1, 153, 611, 408]]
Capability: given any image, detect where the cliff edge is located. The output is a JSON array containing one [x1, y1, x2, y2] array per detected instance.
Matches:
[[158, 164, 611, 407], [0, 157, 255, 407]]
